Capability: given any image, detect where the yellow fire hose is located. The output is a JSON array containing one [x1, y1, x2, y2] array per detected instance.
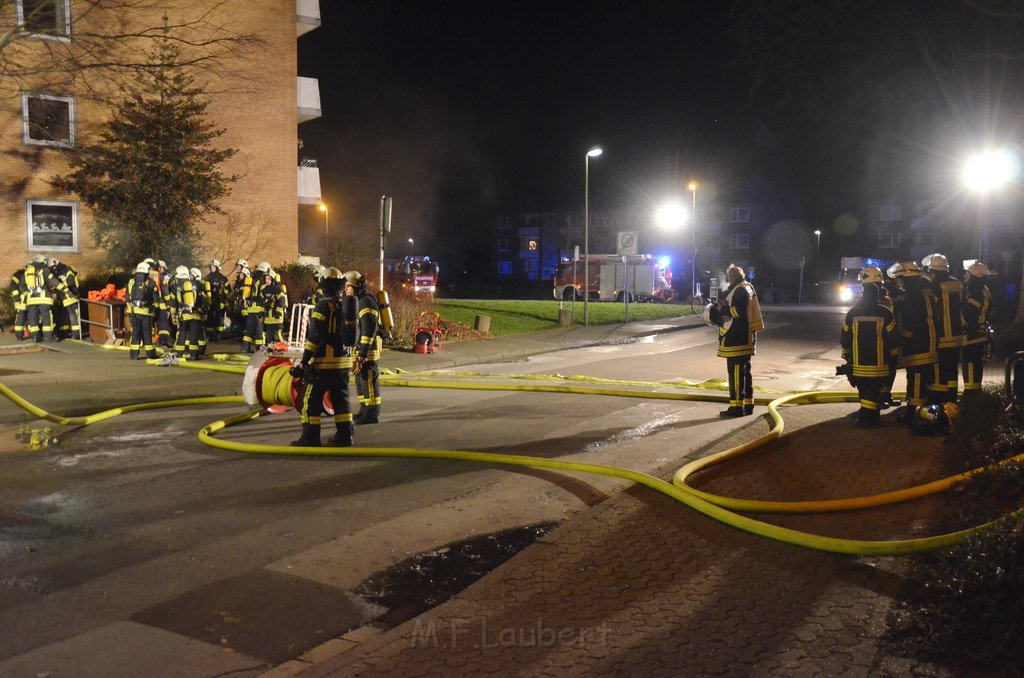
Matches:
[[1, 363, 1020, 557]]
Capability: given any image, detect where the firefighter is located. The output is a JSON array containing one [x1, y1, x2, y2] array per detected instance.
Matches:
[[48, 257, 80, 340], [154, 260, 175, 347], [714, 264, 763, 417], [922, 253, 965, 404], [240, 261, 270, 353], [879, 270, 902, 409], [289, 267, 355, 447], [205, 259, 229, 341], [22, 254, 57, 342], [840, 266, 897, 427], [886, 261, 937, 418], [261, 267, 288, 344], [190, 267, 211, 356], [9, 267, 28, 340], [962, 261, 992, 396], [168, 266, 202, 359], [345, 270, 383, 425], [126, 262, 158, 360]]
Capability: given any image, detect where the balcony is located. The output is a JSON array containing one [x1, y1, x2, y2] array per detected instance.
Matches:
[[297, 0, 321, 37], [297, 76, 321, 123], [298, 164, 321, 205]]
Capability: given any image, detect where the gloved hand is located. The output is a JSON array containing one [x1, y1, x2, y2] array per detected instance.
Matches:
[[352, 355, 366, 375], [289, 363, 306, 379]]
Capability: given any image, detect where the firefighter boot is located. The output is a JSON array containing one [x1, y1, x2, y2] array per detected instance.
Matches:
[[719, 406, 744, 418], [352, 404, 368, 423], [130, 349, 139, 360], [355, 406, 380, 426], [240, 340, 252, 354], [290, 424, 321, 447], [328, 424, 353, 447]]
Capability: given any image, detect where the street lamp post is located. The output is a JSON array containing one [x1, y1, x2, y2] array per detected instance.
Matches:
[[319, 202, 329, 256], [963, 149, 1018, 258], [814, 230, 821, 283], [688, 181, 698, 299], [408, 237, 414, 254], [584, 147, 603, 326]]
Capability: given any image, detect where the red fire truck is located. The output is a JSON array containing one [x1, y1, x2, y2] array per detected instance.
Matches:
[[553, 254, 674, 303], [391, 256, 439, 297]]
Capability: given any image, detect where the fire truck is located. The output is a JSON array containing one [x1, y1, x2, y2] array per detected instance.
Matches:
[[836, 256, 893, 303], [391, 256, 439, 296], [553, 254, 674, 303]]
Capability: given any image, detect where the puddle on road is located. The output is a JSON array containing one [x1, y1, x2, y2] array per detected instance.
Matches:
[[355, 522, 559, 624]]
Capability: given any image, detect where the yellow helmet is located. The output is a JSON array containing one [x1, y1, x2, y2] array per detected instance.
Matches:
[[858, 266, 883, 284]]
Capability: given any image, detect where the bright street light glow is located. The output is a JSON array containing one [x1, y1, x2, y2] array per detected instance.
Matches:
[[587, 147, 603, 157], [963, 149, 1019, 192], [656, 203, 687, 230]]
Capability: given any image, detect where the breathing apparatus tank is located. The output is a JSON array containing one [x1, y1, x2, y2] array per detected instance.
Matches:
[[376, 289, 394, 339]]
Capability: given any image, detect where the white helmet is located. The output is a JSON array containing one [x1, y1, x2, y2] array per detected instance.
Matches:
[[32, 253, 47, 264], [47, 257, 59, 268], [887, 261, 921, 278], [190, 267, 202, 280], [210, 259, 221, 269], [158, 260, 167, 270], [236, 258, 248, 268], [967, 261, 990, 278], [135, 263, 150, 274], [256, 261, 271, 274], [922, 253, 948, 272], [174, 265, 190, 279]]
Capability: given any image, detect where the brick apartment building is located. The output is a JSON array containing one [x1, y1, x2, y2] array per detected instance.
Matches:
[[0, 0, 323, 284]]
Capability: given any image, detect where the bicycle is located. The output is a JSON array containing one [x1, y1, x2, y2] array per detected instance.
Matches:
[[686, 283, 709, 314]]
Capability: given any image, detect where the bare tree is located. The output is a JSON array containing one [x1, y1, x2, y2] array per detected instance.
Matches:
[[1, 0, 262, 99]]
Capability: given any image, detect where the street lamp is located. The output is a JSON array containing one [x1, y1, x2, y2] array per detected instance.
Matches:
[[584, 146, 603, 326], [319, 202, 329, 256], [963, 149, 1019, 257], [814, 230, 821, 283], [688, 181, 698, 300], [408, 237, 414, 253]]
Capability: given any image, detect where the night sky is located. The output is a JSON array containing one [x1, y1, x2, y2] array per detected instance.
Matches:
[[297, 1, 1023, 279]]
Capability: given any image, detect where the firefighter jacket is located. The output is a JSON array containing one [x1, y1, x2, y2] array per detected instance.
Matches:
[[927, 271, 966, 350], [260, 281, 287, 325], [893, 275, 937, 368], [170, 279, 204, 322], [147, 269, 167, 313], [51, 263, 79, 304], [9, 269, 26, 311], [355, 291, 382, 361], [21, 263, 55, 306], [127, 273, 159, 316], [205, 270, 228, 312], [716, 281, 757, 359], [301, 296, 353, 370], [841, 285, 897, 378], [241, 273, 266, 316], [963, 278, 991, 347]]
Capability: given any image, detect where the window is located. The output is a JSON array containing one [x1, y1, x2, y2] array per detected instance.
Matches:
[[498, 260, 512, 275], [730, 207, 749, 223], [497, 238, 510, 252], [729, 233, 749, 249], [22, 93, 75, 147], [26, 200, 78, 252], [879, 204, 901, 221], [519, 237, 538, 251], [17, 0, 71, 39], [878, 232, 901, 248]]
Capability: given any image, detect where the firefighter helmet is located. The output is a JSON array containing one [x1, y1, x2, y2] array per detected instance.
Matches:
[[343, 270, 365, 289], [47, 257, 59, 268], [858, 266, 883, 284], [236, 258, 248, 268], [135, 263, 150, 274], [967, 261, 990, 278], [255, 261, 270, 274], [210, 259, 221, 269], [158, 260, 167, 270], [190, 267, 202, 280], [922, 253, 949, 271], [886, 261, 921, 278], [321, 267, 344, 295], [174, 265, 190, 279], [313, 265, 327, 281], [32, 253, 47, 264], [143, 257, 156, 267]]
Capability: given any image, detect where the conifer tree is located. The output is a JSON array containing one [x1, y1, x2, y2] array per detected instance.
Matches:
[[51, 39, 239, 269]]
